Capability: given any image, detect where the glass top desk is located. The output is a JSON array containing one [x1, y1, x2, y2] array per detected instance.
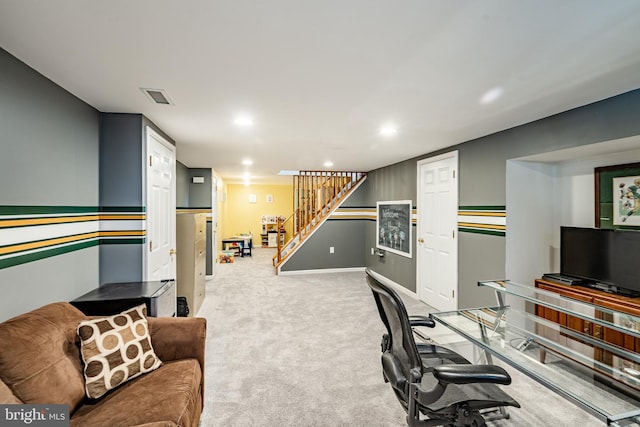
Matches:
[[429, 280, 640, 426]]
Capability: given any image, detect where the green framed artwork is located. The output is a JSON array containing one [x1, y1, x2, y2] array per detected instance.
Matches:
[[595, 162, 640, 229]]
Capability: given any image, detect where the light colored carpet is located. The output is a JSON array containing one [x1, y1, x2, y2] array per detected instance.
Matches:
[[196, 248, 602, 426]]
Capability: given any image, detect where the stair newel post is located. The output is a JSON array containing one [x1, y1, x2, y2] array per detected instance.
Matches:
[[276, 216, 282, 263]]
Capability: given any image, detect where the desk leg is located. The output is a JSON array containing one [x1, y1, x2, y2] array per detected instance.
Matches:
[[477, 314, 510, 421]]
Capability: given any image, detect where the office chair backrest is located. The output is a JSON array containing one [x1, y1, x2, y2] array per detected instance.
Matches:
[[366, 269, 423, 392]]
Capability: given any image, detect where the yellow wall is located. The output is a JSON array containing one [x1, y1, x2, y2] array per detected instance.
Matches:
[[222, 183, 293, 248]]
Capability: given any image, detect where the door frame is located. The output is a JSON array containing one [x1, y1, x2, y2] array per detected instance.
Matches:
[[144, 126, 177, 281], [416, 150, 459, 309]]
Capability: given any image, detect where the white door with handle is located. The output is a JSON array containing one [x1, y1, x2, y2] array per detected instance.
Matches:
[[416, 151, 458, 311], [146, 126, 176, 281]]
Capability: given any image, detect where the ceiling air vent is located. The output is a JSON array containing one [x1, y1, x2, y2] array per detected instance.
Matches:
[[140, 88, 173, 105]]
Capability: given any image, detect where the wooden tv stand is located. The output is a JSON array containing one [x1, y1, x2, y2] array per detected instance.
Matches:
[[535, 278, 640, 395]]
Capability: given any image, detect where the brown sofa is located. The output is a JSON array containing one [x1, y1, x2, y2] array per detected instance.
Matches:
[[0, 302, 206, 427]]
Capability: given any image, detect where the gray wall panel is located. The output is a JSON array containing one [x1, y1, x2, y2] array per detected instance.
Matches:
[[365, 222, 417, 292], [176, 161, 189, 208], [363, 162, 417, 292], [99, 113, 143, 207], [187, 168, 212, 207], [0, 48, 100, 321], [99, 113, 176, 284], [457, 232, 505, 308], [0, 248, 99, 322], [99, 245, 144, 284], [0, 49, 99, 205], [281, 220, 365, 271]]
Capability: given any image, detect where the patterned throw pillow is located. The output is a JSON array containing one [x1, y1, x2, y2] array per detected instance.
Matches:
[[77, 304, 162, 399]]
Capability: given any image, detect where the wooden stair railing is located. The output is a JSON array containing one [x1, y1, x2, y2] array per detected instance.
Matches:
[[272, 171, 366, 269]]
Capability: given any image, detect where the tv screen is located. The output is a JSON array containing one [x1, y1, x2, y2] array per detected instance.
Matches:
[[560, 226, 640, 295], [560, 227, 612, 284], [610, 230, 640, 293]]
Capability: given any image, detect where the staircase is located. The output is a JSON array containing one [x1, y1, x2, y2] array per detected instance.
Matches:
[[272, 170, 367, 273]]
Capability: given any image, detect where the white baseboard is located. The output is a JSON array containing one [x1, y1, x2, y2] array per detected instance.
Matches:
[[365, 268, 419, 301], [279, 267, 365, 276]]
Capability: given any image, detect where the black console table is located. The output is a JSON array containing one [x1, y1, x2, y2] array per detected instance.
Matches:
[[71, 280, 176, 317]]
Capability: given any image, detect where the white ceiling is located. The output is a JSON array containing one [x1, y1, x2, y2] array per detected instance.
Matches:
[[2, 1, 640, 184]]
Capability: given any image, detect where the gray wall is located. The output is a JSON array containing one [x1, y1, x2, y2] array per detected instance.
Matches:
[[176, 161, 190, 208], [281, 181, 368, 272], [99, 113, 175, 284], [187, 168, 212, 208], [176, 164, 212, 209], [280, 221, 365, 271], [362, 161, 418, 292], [364, 88, 640, 308], [0, 48, 100, 321], [99, 113, 145, 284]]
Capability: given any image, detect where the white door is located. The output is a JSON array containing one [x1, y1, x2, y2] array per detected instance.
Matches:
[[145, 127, 176, 281], [210, 174, 217, 277], [417, 151, 458, 311]]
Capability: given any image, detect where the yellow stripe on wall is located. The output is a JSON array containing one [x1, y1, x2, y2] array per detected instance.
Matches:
[[458, 211, 506, 217], [457, 222, 506, 230], [0, 215, 100, 228], [0, 232, 100, 255]]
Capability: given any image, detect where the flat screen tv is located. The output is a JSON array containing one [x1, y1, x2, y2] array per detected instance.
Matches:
[[560, 226, 640, 296]]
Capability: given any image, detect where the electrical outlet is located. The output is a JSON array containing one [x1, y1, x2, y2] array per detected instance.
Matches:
[[371, 247, 374, 255], [329, 246, 334, 254]]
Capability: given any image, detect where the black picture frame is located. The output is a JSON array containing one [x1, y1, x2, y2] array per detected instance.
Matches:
[[376, 200, 412, 258], [594, 162, 640, 229]]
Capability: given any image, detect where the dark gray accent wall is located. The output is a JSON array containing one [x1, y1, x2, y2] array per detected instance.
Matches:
[[187, 168, 212, 207], [0, 49, 99, 205], [281, 181, 368, 272], [362, 162, 418, 291], [99, 114, 144, 207], [364, 88, 640, 308], [186, 169, 213, 275], [176, 161, 189, 208], [280, 220, 365, 271], [0, 48, 100, 321], [99, 113, 176, 284]]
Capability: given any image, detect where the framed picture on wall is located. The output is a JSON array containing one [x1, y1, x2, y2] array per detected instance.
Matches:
[[613, 175, 640, 225], [376, 200, 412, 258], [595, 162, 640, 228]]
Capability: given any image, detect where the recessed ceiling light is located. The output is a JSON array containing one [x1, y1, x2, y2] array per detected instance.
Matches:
[[480, 87, 503, 105], [324, 161, 334, 168], [242, 159, 253, 166], [379, 125, 397, 137], [234, 115, 254, 127]]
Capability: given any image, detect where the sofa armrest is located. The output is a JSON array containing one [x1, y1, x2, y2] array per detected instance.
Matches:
[[147, 317, 206, 373], [0, 379, 22, 404]]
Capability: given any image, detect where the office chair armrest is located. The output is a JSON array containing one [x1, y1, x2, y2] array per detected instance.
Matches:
[[433, 364, 512, 385], [409, 315, 436, 328]]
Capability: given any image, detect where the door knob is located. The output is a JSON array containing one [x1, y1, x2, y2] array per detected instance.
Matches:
[[169, 249, 177, 256], [418, 237, 424, 244]]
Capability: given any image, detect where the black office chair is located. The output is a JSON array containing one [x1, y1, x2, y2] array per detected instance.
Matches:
[[366, 269, 520, 427]]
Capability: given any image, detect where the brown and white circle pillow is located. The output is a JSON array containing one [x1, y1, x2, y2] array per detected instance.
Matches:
[[77, 304, 162, 399]]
